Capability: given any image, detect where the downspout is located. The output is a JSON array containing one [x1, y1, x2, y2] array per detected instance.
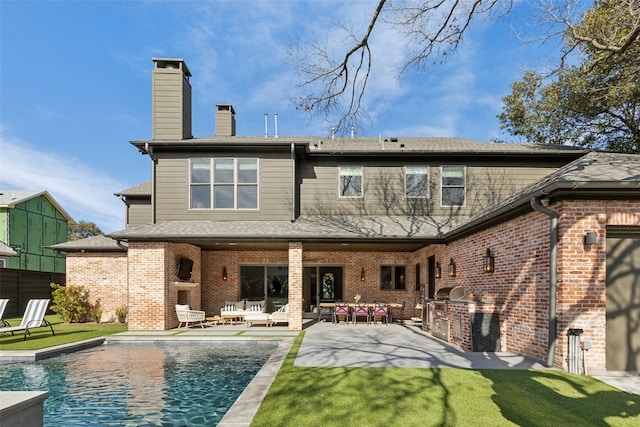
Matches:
[[145, 142, 157, 224], [291, 143, 296, 222], [118, 195, 130, 229], [115, 238, 129, 326], [530, 197, 558, 368]]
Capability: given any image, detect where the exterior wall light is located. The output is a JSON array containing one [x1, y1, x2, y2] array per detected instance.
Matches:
[[222, 267, 228, 281], [361, 267, 366, 281], [448, 258, 456, 277], [484, 248, 495, 273], [435, 262, 442, 279]]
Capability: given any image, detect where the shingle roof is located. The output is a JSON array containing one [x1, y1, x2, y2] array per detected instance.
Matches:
[[132, 136, 587, 156], [49, 234, 127, 252], [0, 240, 17, 256], [0, 190, 47, 206], [304, 137, 587, 154], [0, 190, 74, 222], [106, 214, 465, 242], [115, 181, 152, 196]]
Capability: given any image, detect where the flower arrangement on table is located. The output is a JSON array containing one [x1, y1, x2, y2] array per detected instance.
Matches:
[[354, 293, 362, 304]]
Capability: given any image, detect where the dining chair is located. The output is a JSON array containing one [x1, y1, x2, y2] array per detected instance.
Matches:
[[394, 301, 407, 325], [332, 302, 350, 324], [371, 302, 389, 325], [352, 302, 370, 325]]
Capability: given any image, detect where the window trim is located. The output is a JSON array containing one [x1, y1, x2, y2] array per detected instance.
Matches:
[[440, 165, 466, 207], [338, 166, 363, 198], [190, 158, 212, 209], [405, 166, 429, 198], [189, 158, 259, 210]]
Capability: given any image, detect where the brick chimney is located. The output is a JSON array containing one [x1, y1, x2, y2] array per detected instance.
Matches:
[[151, 58, 192, 140], [216, 104, 236, 136]]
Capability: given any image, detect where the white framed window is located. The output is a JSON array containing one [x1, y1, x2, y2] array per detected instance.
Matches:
[[339, 166, 363, 197], [441, 165, 465, 206], [190, 159, 211, 209], [405, 166, 429, 198], [190, 158, 258, 209]]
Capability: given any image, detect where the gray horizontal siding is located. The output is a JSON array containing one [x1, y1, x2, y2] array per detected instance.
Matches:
[[128, 203, 152, 228], [152, 73, 189, 140], [154, 157, 293, 221], [300, 162, 560, 217]]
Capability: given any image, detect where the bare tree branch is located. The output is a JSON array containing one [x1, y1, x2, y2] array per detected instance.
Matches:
[[290, 0, 512, 135], [290, 0, 638, 137], [291, 0, 387, 133]]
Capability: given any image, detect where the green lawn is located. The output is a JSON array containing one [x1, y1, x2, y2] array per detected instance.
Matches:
[[252, 333, 640, 427], [0, 315, 127, 351]]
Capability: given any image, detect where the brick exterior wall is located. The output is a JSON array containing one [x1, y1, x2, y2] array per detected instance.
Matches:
[[65, 252, 128, 323], [65, 199, 640, 371], [127, 242, 201, 330], [412, 199, 640, 371]]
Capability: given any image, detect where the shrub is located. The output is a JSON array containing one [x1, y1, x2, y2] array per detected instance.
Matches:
[[115, 305, 128, 324], [91, 299, 102, 323], [50, 283, 92, 323]]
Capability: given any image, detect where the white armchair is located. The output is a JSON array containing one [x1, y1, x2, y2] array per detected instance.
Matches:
[[175, 304, 205, 329], [270, 303, 289, 325]]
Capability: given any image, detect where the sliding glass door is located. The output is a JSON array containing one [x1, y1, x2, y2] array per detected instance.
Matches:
[[240, 265, 288, 312]]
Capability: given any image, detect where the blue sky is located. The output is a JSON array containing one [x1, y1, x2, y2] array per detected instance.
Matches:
[[0, 0, 568, 233]]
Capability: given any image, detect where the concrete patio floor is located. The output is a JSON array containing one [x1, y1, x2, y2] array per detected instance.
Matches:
[[295, 321, 549, 369]]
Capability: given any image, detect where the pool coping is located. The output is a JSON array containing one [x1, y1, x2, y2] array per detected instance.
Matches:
[[218, 337, 295, 427], [0, 337, 106, 363]]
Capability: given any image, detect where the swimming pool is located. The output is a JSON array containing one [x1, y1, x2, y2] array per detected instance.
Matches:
[[0, 341, 279, 426]]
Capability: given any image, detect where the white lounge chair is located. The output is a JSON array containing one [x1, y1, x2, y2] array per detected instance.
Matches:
[[175, 304, 206, 328], [0, 299, 55, 340], [0, 298, 9, 327]]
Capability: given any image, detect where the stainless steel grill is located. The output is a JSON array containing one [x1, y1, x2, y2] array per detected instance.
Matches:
[[434, 286, 471, 301], [431, 286, 472, 342]]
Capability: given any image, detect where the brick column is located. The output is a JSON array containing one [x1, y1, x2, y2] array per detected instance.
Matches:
[[288, 242, 303, 330], [127, 242, 167, 330]]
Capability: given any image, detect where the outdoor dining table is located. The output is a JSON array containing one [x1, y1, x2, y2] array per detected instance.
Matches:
[[318, 302, 404, 323]]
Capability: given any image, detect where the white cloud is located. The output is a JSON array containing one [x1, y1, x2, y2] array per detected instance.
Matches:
[[0, 128, 126, 233]]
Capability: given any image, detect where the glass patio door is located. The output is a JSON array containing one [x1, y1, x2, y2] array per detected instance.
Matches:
[[304, 266, 343, 312]]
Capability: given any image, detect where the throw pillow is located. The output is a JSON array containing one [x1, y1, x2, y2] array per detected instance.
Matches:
[[250, 304, 262, 312], [224, 304, 235, 311]]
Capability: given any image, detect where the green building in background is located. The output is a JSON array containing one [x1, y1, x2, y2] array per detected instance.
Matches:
[[0, 190, 73, 273]]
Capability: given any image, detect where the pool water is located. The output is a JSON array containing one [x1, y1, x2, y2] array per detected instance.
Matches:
[[0, 341, 278, 426]]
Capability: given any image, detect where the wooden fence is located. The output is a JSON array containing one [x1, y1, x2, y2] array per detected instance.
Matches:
[[0, 268, 65, 317]]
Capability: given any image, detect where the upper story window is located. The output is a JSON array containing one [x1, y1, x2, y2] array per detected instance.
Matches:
[[405, 166, 429, 198], [441, 165, 465, 206], [339, 166, 363, 197], [190, 158, 258, 209]]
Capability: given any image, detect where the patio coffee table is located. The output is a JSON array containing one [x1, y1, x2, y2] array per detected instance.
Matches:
[[205, 315, 222, 326], [221, 314, 244, 325]]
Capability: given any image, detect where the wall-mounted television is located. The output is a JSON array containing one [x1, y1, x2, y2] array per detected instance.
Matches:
[[177, 257, 193, 281]]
